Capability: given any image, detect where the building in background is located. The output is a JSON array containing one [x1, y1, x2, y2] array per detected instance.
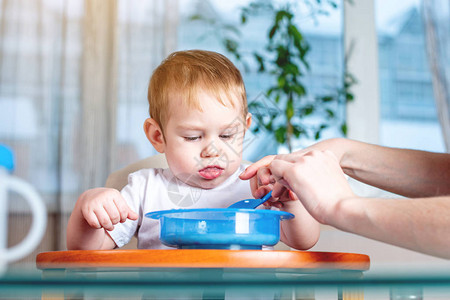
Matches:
[[379, 7, 435, 120], [376, 5, 444, 151]]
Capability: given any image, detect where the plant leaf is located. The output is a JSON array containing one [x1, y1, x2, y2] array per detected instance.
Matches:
[[286, 100, 294, 119], [254, 53, 265, 72], [288, 24, 303, 42], [275, 127, 287, 144], [326, 108, 335, 118], [315, 131, 321, 140], [346, 92, 354, 101], [269, 24, 278, 39], [341, 123, 348, 135]]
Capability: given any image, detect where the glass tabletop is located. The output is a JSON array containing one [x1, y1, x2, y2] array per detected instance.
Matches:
[[1, 265, 450, 300]]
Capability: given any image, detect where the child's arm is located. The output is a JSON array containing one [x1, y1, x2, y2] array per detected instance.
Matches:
[[278, 196, 321, 250], [66, 188, 139, 250], [258, 188, 320, 250]]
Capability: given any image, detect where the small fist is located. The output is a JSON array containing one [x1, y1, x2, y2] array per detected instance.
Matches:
[[77, 188, 138, 231]]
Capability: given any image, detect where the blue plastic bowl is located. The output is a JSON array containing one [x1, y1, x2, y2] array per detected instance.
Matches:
[[145, 208, 294, 250]]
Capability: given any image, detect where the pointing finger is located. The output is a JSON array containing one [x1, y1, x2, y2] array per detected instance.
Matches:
[[239, 155, 275, 180]]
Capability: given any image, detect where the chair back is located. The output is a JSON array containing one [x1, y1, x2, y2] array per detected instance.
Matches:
[[106, 153, 169, 190]]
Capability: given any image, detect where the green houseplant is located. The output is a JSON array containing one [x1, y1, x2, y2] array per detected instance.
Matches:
[[191, 0, 355, 153]]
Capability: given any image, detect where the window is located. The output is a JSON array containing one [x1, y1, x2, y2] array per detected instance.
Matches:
[[376, 0, 445, 152], [177, 0, 344, 158]]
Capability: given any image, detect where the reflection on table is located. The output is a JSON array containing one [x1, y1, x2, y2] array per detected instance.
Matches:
[[0, 249, 449, 299], [2, 266, 450, 300]]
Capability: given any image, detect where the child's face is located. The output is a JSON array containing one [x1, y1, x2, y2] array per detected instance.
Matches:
[[161, 90, 251, 189]]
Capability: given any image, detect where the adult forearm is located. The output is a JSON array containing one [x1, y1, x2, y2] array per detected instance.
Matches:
[[323, 138, 450, 197], [331, 195, 450, 259]]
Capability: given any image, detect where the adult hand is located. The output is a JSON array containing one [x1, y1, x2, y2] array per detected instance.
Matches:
[[268, 150, 354, 224], [239, 155, 275, 196], [240, 153, 308, 208], [239, 139, 340, 198]]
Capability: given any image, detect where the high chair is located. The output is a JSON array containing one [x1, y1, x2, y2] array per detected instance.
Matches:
[[36, 154, 370, 299], [105, 153, 171, 190]]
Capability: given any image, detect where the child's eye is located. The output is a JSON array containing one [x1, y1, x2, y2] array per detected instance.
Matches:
[[219, 134, 233, 140], [184, 136, 200, 141]]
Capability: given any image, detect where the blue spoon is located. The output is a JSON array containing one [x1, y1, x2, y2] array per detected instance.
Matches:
[[228, 191, 273, 209]]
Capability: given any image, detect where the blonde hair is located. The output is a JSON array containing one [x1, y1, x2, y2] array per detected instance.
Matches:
[[148, 50, 247, 129]]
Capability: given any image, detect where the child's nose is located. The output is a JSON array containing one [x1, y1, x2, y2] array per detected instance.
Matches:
[[200, 142, 220, 158]]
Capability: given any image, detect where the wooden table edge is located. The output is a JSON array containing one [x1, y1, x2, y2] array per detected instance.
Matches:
[[36, 250, 370, 271]]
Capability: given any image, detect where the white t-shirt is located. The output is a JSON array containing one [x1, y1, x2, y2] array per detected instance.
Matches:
[[108, 164, 253, 249]]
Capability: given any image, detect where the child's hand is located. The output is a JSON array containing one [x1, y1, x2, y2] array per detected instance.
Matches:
[[77, 188, 138, 231], [253, 184, 297, 209], [240, 155, 297, 209]]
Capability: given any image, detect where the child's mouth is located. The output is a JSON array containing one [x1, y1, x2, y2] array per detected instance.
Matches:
[[198, 166, 224, 180]]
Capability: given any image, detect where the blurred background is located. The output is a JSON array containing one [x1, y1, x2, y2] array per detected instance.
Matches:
[[0, 0, 449, 271]]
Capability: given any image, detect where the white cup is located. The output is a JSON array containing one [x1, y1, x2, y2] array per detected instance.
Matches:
[[0, 168, 47, 274]]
